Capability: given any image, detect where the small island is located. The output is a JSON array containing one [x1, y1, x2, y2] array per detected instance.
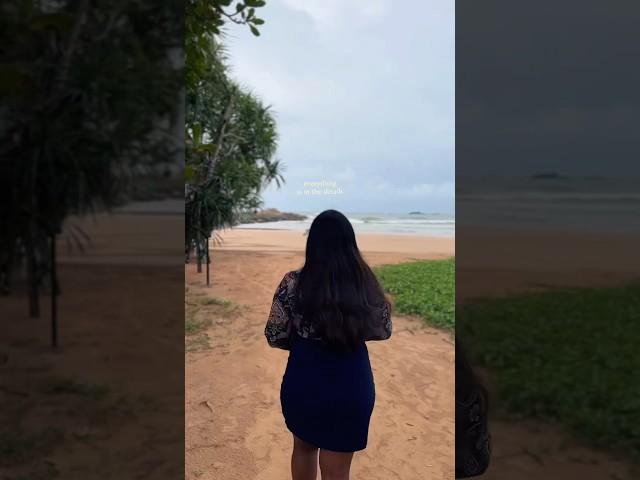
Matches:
[[408, 211, 424, 215], [531, 172, 566, 180], [239, 208, 307, 224]]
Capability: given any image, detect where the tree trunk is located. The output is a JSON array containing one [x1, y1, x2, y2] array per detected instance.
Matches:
[[52, 0, 89, 98], [206, 237, 210, 286], [185, 93, 235, 213], [196, 238, 202, 273], [26, 239, 40, 319], [203, 94, 235, 186], [51, 234, 58, 348]]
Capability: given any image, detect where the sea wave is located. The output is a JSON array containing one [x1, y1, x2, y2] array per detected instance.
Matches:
[[236, 213, 455, 236]]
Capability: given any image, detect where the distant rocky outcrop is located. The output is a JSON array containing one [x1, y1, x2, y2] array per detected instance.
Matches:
[[239, 208, 307, 223], [408, 211, 424, 215], [531, 172, 566, 180]]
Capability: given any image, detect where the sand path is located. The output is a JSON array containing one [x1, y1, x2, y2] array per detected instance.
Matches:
[[185, 238, 455, 480]]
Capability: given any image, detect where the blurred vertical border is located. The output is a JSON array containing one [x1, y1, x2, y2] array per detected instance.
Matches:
[[456, 1, 640, 479], [0, 1, 185, 478]]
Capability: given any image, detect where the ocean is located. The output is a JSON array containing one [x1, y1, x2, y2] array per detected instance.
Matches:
[[236, 212, 455, 236], [457, 176, 640, 232]]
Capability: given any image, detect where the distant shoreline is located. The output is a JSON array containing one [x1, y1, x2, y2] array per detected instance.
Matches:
[[239, 208, 307, 223], [213, 229, 455, 257], [235, 211, 455, 237], [229, 225, 455, 237]]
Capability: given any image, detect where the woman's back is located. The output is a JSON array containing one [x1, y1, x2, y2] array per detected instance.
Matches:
[[265, 210, 393, 455], [265, 269, 392, 351]]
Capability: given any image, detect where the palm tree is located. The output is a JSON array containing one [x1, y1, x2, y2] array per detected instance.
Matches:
[[185, 35, 284, 273]]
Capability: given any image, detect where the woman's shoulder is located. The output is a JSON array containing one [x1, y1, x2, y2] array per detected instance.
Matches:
[[273, 270, 301, 311], [283, 269, 301, 282], [278, 269, 301, 291]]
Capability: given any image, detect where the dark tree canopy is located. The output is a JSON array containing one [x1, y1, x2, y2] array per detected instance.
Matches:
[[0, 0, 182, 314]]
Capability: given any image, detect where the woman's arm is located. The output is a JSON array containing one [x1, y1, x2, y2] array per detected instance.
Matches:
[[365, 300, 392, 341], [264, 272, 295, 350]]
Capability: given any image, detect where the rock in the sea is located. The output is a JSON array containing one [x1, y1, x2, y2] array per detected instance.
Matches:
[[531, 172, 565, 179], [239, 208, 307, 223]]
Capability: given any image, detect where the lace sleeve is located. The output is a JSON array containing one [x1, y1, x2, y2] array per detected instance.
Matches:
[[366, 301, 392, 341], [265, 272, 295, 350]]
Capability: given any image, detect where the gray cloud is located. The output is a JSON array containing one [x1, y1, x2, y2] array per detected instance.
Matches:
[[457, 0, 640, 177], [226, 0, 454, 213]]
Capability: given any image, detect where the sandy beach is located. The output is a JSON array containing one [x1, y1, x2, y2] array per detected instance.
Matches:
[[213, 227, 454, 258], [185, 228, 456, 480], [186, 226, 640, 480], [457, 227, 640, 301], [4, 209, 636, 479]]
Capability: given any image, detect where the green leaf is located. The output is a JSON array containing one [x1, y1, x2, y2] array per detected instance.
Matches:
[[251, 18, 265, 25], [250, 25, 260, 36], [185, 165, 197, 182], [192, 123, 203, 144], [0, 64, 30, 95], [31, 13, 75, 32], [191, 143, 216, 155]]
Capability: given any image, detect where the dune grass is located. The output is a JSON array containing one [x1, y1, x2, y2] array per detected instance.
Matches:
[[0, 427, 63, 466], [199, 297, 232, 307], [374, 258, 455, 330], [458, 283, 640, 458], [185, 295, 235, 335], [185, 288, 238, 352], [185, 315, 211, 335], [37, 376, 110, 401]]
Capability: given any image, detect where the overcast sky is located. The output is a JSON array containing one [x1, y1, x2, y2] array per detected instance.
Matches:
[[225, 0, 454, 214], [457, 0, 640, 178]]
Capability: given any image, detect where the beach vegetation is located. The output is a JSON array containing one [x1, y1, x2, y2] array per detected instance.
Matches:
[[375, 258, 455, 330], [199, 296, 233, 307], [186, 288, 237, 352], [0, 427, 64, 466], [459, 283, 640, 458], [186, 335, 212, 353], [37, 376, 110, 401], [185, 1, 284, 271], [185, 315, 213, 335]]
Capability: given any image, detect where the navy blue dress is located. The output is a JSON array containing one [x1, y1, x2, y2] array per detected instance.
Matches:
[[265, 271, 392, 452]]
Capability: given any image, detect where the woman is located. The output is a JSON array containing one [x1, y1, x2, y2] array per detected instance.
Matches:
[[265, 210, 392, 480]]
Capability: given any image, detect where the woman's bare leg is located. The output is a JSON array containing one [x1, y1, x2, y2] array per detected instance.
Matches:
[[319, 449, 354, 480], [292, 435, 319, 480]]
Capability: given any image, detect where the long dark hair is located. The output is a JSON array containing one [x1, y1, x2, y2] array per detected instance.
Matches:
[[296, 210, 387, 351], [455, 341, 491, 477]]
